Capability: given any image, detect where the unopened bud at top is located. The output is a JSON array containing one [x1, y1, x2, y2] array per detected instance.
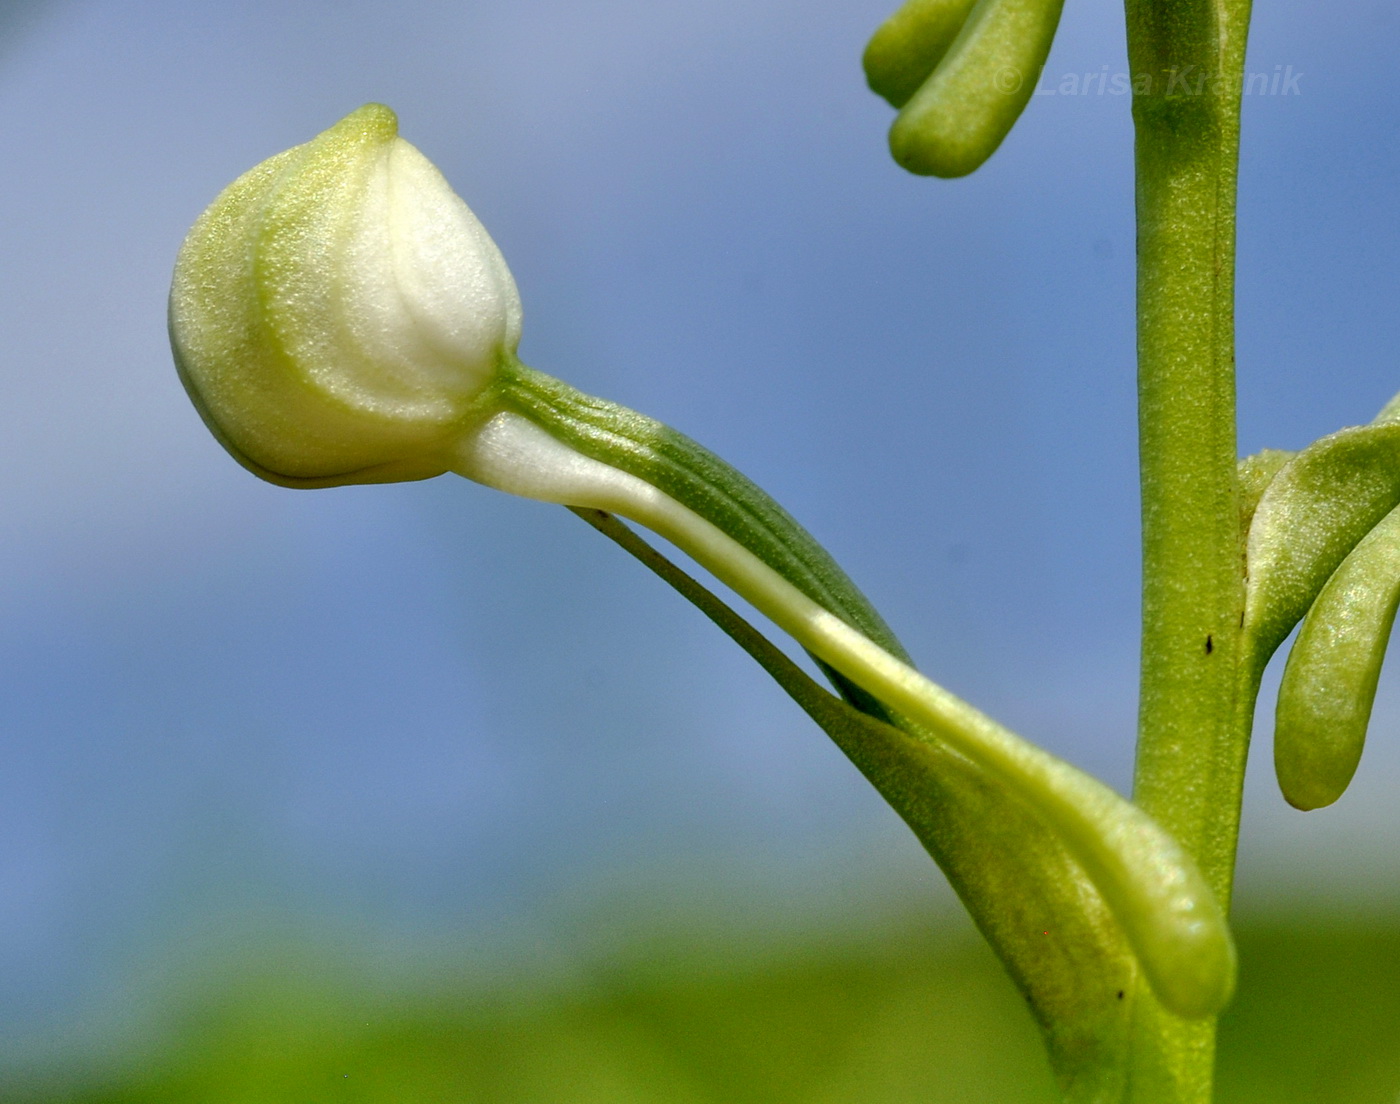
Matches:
[[170, 104, 522, 487], [864, 0, 1065, 178]]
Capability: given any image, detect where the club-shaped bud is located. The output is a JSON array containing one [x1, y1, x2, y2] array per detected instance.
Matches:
[[170, 104, 522, 487], [864, 0, 1066, 178]]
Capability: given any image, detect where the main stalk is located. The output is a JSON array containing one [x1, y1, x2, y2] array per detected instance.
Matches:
[[1124, 0, 1253, 1098]]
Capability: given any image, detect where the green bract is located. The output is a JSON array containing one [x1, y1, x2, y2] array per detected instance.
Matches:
[[170, 104, 522, 488]]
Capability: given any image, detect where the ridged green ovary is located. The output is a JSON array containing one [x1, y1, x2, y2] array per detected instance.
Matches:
[[1274, 502, 1400, 809], [865, 0, 1065, 177], [486, 361, 1234, 1028]]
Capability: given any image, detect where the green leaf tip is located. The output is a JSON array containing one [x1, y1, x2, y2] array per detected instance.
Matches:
[[864, 0, 1066, 177]]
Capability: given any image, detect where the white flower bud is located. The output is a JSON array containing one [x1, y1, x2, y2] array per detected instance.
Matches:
[[170, 104, 522, 486]]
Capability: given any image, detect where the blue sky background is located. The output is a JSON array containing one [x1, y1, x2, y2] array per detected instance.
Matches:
[[3, 0, 1400, 1063]]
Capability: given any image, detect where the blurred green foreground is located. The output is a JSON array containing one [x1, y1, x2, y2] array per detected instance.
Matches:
[[7, 914, 1400, 1104]]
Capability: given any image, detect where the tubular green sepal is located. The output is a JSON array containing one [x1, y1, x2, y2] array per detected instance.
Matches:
[[886, 0, 1065, 177], [863, 0, 981, 108], [1275, 502, 1400, 810]]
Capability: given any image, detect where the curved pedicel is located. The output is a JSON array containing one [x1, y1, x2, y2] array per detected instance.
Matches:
[[456, 378, 1236, 1020]]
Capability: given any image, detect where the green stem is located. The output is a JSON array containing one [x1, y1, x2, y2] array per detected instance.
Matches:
[[1125, 0, 1253, 1097]]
